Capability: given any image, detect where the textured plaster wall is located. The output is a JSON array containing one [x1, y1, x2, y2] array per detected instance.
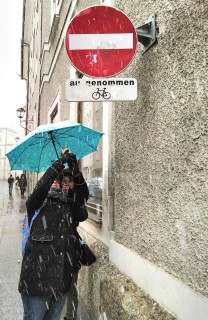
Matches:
[[78, 230, 175, 320], [112, 0, 208, 298]]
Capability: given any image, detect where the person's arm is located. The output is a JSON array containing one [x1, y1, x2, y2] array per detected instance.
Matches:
[[70, 156, 89, 224], [73, 173, 89, 202], [71, 178, 89, 225], [65, 155, 89, 226], [68, 154, 89, 201], [71, 194, 88, 226], [75, 203, 88, 222]]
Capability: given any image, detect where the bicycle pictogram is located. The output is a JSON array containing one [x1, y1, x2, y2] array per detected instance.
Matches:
[[92, 88, 111, 100]]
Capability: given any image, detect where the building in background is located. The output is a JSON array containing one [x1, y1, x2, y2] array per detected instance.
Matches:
[[21, 0, 208, 319], [0, 128, 21, 180]]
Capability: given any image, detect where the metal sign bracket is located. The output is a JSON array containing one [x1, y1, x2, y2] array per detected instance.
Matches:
[[136, 13, 157, 53]]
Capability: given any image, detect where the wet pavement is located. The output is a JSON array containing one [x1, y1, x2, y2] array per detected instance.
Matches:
[[0, 181, 91, 320], [0, 181, 25, 320]]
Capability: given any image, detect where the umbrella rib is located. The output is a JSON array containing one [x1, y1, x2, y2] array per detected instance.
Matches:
[[8, 131, 68, 170], [25, 127, 100, 150], [7, 138, 48, 170], [54, 128, 99, 151], [14, 136, 50, 148], [37, 138, 54, 173], [12, 134, 61, 151], [53, 135, 63, 150], [10, 136, 56, 172]]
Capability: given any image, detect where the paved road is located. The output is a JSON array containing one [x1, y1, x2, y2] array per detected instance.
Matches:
[[0, 181, 90, 320]]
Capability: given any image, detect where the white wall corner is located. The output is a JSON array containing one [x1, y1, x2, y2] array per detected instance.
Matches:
[[109, 240, 208, 320]]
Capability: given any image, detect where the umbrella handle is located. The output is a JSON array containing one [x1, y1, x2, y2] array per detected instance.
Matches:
[[48, 131, 59, 158]]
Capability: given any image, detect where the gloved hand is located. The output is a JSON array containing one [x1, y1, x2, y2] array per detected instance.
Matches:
[[59, 149, 74, 164], [69, 154, 80, 176], [59, 150, 80, 176]]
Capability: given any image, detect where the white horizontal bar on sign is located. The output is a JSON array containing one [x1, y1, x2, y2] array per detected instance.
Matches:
[[69, 33, 133, 50]]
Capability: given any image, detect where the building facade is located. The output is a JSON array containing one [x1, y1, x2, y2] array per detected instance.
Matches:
[[0, 128, 20, 180], [21, 0, 208, 319]]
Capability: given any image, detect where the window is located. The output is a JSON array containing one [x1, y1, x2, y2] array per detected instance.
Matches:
[[50, 104, 58, 123], [51, 0, 63, 25], [48, 90, 61, 124]]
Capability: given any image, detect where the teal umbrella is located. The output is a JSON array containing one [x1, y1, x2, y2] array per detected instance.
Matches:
[[6, 121, 103, 173]]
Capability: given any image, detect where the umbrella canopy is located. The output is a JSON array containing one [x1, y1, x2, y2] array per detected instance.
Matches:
[[6, 121, 103, 173]]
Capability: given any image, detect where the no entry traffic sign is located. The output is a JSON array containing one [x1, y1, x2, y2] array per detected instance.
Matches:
[[65, 6, 137, 78]]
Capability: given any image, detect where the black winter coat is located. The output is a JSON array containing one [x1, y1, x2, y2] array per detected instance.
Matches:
[[18, 160, 88, 297]]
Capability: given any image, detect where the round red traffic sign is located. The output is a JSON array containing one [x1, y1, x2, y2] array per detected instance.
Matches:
[[65, 6, 137, 78]]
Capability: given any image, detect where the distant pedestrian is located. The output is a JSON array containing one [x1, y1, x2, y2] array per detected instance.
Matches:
[[19, 173, 27, 197], [15, 176, 20, 189], [8, 174, 14, 195]]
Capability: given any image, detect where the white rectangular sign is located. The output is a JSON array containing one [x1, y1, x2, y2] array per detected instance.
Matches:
[[69, 33, 133, 50], [66, 78, 137, 102]]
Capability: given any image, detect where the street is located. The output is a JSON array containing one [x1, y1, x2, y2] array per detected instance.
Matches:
[[0, 181, 90, 320]]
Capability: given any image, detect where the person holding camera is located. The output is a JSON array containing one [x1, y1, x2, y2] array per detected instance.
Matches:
[[19, 150, 89, 320]]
